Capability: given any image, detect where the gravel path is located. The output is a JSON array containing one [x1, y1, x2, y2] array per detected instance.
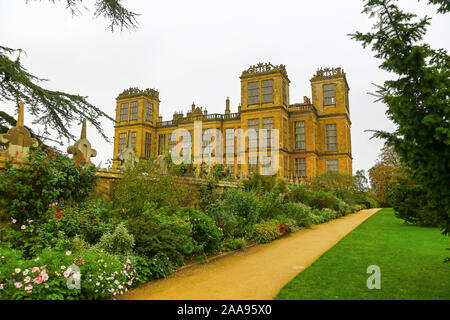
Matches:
[[119, 208, 381, 300]]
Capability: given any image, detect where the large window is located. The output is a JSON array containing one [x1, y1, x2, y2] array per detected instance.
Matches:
[[146, 102, 153, 121], [118, 132, 127, 154], [326, 124, 337, 152], [248, 82, 259, 105], [202, 128, 214, 159], [327, 159, 338, 172], [144, 132, 152, 158], [248, 119, 259, 151], [237, 127, 243, 164], [283, 118, 288, 149], [261, 155, 273, 175], [120, 103, 128, 122], [294, 121, 306, 150], [225, 128, 235, 162], [262, 117, 274, 149], [262, 79, 273, 103], [168, 132, 177, 154], [130, 132, 137, 148], [130, 101, 138, 120], [158, 134, 166, 155], [295, 158, 306, 178], [181, 130, 192, 157], [324, 84, 335, 105]]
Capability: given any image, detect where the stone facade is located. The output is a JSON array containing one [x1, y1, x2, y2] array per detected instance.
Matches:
[[112, 63, 352, 180]]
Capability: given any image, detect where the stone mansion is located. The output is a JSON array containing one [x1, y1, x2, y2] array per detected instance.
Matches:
[[112, 63, 352, 180]]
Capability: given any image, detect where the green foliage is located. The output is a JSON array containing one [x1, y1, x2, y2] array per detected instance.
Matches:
[[206, 205, 239, 238], [222, 189, 260, 228], [244, 173, 288, 195], [249, 220, 282, 244], [388, 169, 439, 227], [258, 191, 284, 220], [112, 161, 195, 217], [0, 147, 97, 223], [96, 223, 135, 256], [183, 208, 223, 253], [351, 0, 450, 235], [287, 184, 314, 205], [310, 171, 357, 205], [309, 191, 341, 211], [221, 238, 246, 251], [126, 215, 190, 267], [283, 202, 312, 228]]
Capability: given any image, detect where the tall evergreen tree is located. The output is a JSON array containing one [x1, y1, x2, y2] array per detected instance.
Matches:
[[0, 0, 139, 142], [350, 0, 449, 234]]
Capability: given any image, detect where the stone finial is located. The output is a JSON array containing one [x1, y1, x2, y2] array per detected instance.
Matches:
[[0, 102, 38, 163], [67, 119, 97, 165], [17, 101, 24, 127], [225, 97, 230, 114], [153, 154, 168, 174]]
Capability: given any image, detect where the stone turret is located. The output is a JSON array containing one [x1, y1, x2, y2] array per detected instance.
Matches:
[[67, 119, 97, 165], [0, 102, 38, 163]]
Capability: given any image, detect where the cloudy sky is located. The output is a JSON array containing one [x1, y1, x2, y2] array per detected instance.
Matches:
[[1, 0, 449, 173]]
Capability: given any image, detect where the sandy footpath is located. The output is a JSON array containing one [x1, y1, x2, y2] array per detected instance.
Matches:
[[119, 208, 381, 300]]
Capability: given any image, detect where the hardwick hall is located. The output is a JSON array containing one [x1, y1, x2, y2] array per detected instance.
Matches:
[[112, 63, 352, 180]]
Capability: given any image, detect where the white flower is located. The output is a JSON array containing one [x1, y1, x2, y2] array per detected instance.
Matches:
[[23, 269, 29, 276], [65, 251, 72, 256], [14, 268, 21, 274], [73, 272, 81, 280], [21, 225, 26, 230], [11, 218, 17, 224], [34, 257, 40, 262], [61, 265, 66, 270], [24, 276, 31, 283], [96, 282, 100, 286], [126, 259, 131, 264]]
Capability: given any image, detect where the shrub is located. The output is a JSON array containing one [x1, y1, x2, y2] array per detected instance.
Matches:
[[283, 202, 312, 228], [259, 191, 284, 220], [222, 189, 260, 226], [249, 220, 282, 244], [320, 208, 339, 221], [96, 223, 135, 256], [287, 184, 314, 205], [0, 147, 97, 223], [221, 238, 246, 251], [309, 210, 325, 225], [182, 208, 223, 253], [309, 191, 341, 211], [112, 161, 196, 217], [126, 215, 194, 266], [206, 205, 239, 238], [275, 215, 299, 232]]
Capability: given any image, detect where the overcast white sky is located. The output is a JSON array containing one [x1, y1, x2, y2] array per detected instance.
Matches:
[[1, 0, 449, 173]]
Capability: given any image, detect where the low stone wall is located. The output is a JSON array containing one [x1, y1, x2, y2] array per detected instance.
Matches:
[[93, 169, 241, 201]]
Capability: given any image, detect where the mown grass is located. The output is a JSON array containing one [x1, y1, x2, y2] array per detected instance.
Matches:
[[276, 208, 450, 300]]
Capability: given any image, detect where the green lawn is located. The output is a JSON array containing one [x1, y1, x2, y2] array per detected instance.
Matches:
[[275, 208, 450, 300]]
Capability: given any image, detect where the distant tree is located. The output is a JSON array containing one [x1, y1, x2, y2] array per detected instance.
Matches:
[[0, 0, 139, 142], [351, 0, 450, 235], [368, 146, 401, 206]]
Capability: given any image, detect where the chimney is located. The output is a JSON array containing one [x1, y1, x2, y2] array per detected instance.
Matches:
[[225, 97, 230, 114]]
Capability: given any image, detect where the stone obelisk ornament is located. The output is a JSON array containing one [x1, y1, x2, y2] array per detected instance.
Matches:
[[0, 102, 38, 162], [117, 131, 139, 169], [67, 119, 97, 165]]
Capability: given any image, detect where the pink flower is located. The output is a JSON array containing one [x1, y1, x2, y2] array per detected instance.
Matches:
[[24, 276, 31, 283], [25, 284, 33, 291], [21, 225, 26, 230], [33, 277, 42, 284], [14, 282, 22, 288], [11, 218, 17, 224], [31, 267, 39, 273]]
